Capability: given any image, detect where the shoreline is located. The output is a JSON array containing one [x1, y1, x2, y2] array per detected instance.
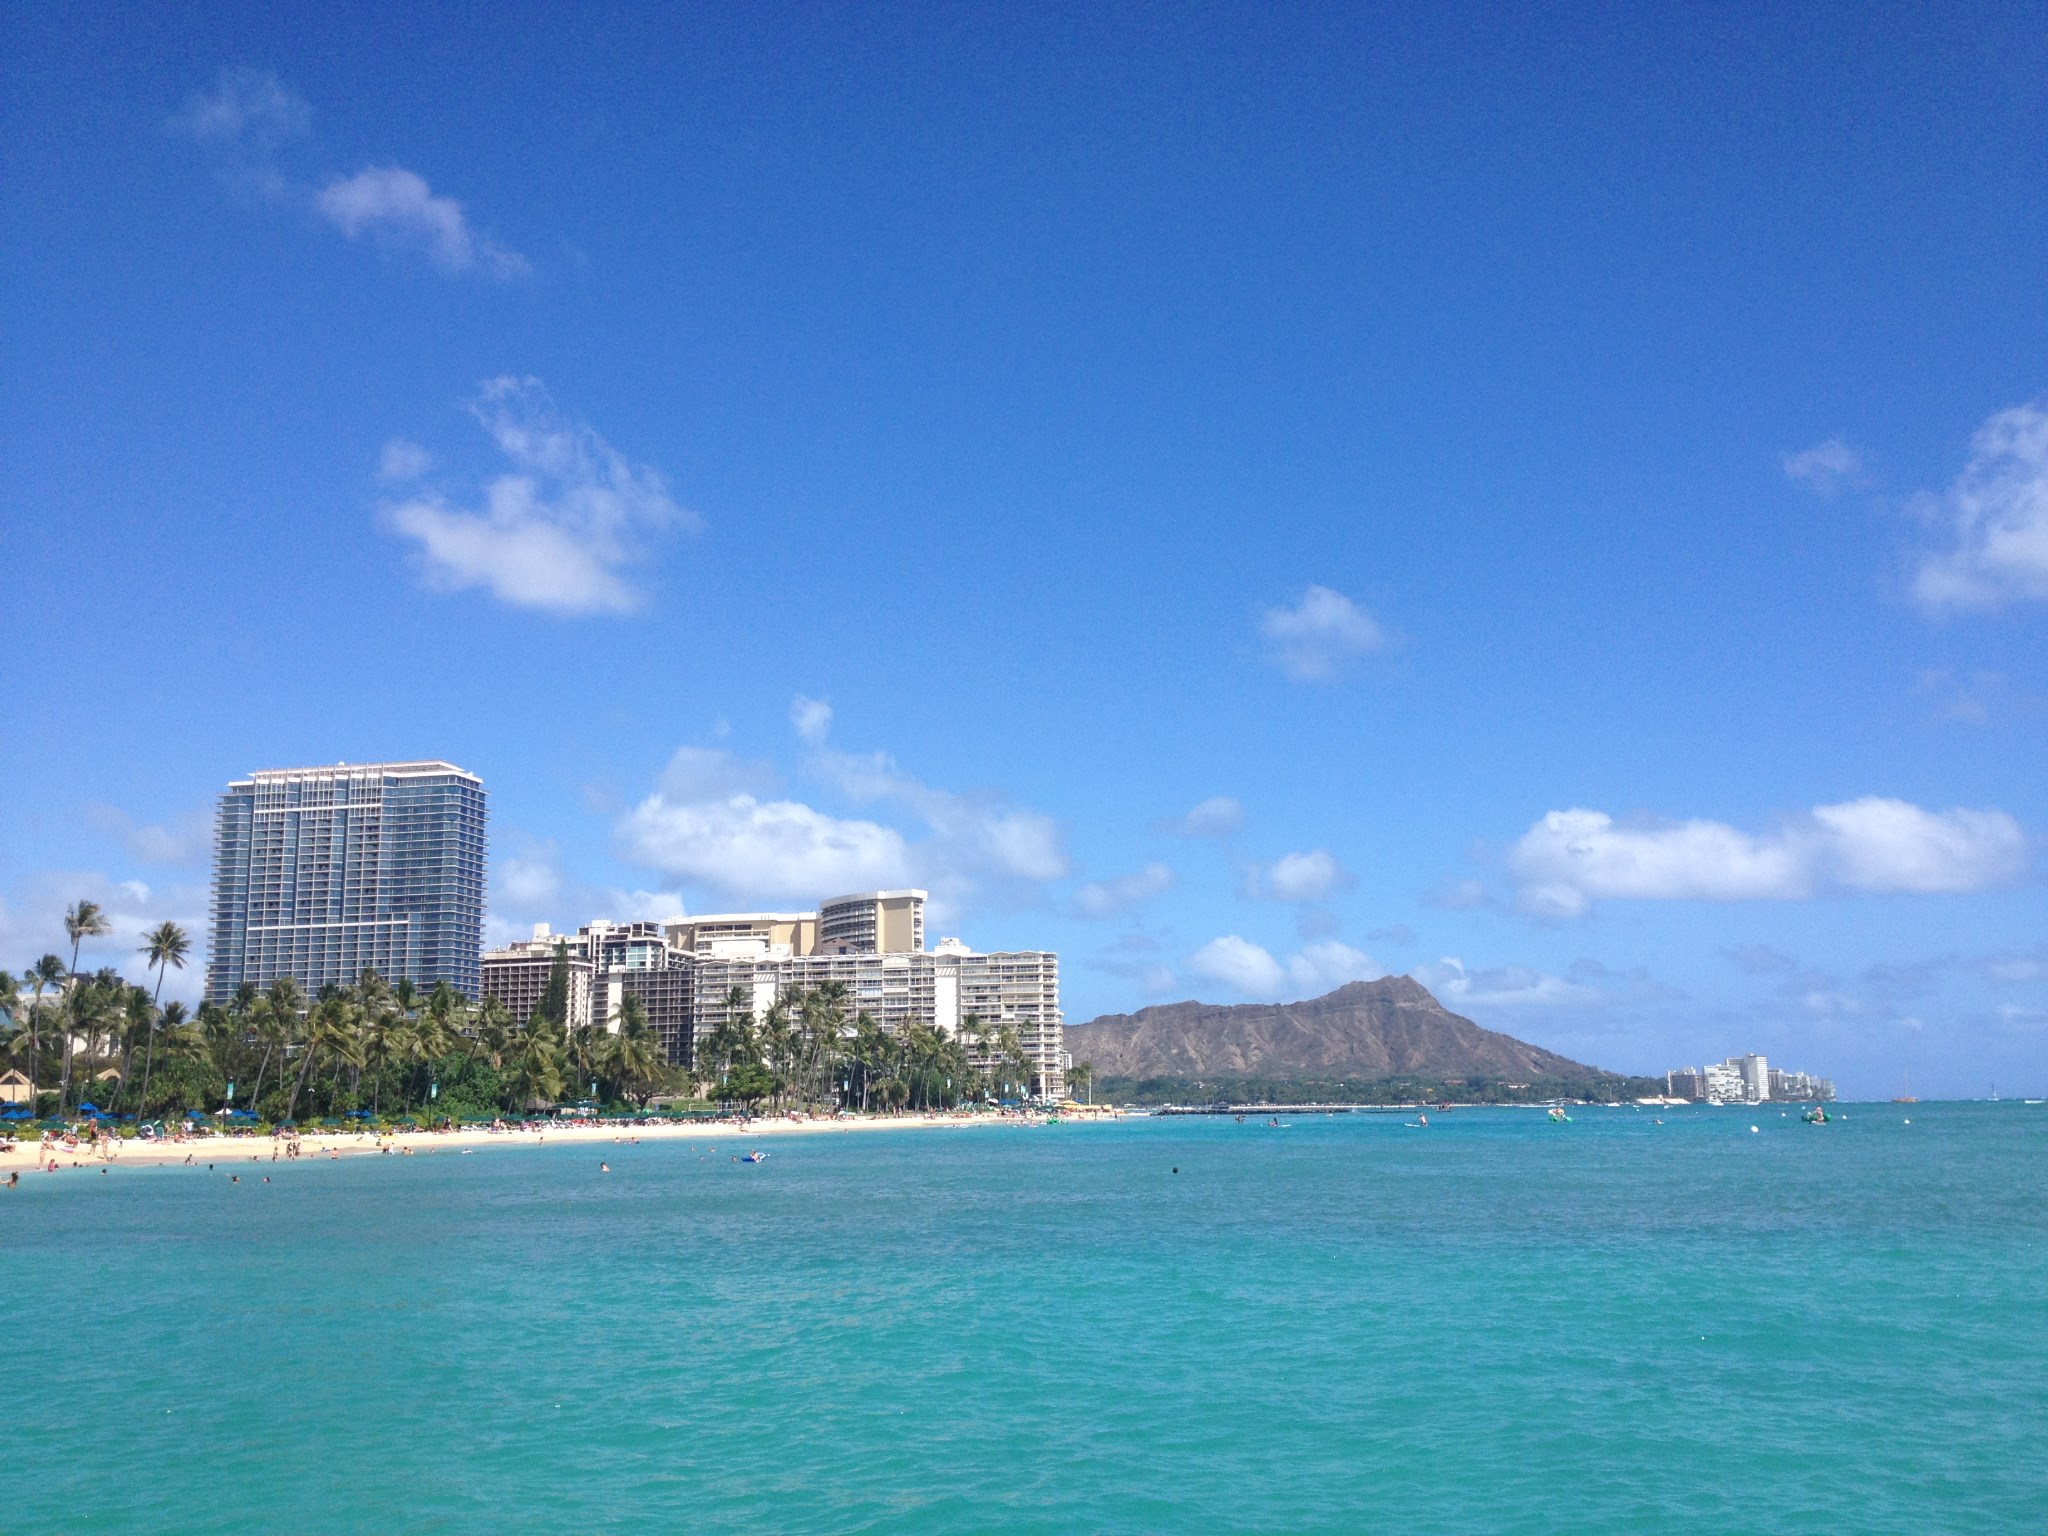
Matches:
[[0, 1110, 1064, 1173]]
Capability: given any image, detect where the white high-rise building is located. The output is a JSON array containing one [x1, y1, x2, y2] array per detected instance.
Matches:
[[207, 761, 487, 1002], [1737, 1053, 1770, 1102], [480, 890, 1064, 1096]]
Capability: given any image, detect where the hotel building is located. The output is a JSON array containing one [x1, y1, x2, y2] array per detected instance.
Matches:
[[207, 761, 487, 1003], [481, 889, 1065, 1097]]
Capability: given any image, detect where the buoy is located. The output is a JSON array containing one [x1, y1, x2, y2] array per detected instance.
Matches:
[[1749, 1125, 1759, 1134]]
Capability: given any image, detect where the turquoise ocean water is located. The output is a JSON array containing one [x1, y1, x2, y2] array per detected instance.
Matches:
[[7, 1104, 2045, 1533]]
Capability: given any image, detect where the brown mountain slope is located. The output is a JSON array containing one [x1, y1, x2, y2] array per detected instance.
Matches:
[[1065, 975, 1607, 1083]]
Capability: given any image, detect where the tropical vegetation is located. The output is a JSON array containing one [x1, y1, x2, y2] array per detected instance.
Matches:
[[3, 904, 1049, 1127]]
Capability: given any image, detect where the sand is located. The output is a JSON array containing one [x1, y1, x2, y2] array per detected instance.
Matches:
[[0, 1109, 1069, 1174]]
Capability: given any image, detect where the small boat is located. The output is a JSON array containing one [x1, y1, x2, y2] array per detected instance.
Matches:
[[1547, 1106, 1571, 1124], [741, 1150, 769, 1164], [1801, 1105, 1830, 1125]]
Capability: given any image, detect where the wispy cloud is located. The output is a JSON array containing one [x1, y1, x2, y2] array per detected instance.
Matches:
[[1260, 585, 1386, 680], [378, 438, 432, 482], [383, 377, 696, 615], [174, 68, 524, 277], [1164, 796, 1243, 837], [616, 740, 1068, 911], [1914, 400, 2048, 611], [80, 803, 211, 868], [1782, 438, 1864, 496], [1187, 935, 1381, 999], [1415, 956, 1603, 1010], [1508, 797, 2030, 918], [1259, 848, 1351, 903], [169, 68, 310, 195], [316, 167, 527, 278], [1075, 862, 1175, 918], [790, 694, 833, 746], [807, 748, 1069, 890]]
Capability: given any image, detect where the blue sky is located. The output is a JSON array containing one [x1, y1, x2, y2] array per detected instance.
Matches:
[[4, 4, 2045, 1097]]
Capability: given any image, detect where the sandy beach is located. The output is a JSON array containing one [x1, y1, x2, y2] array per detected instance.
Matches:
[[0, 1109, 1082, 1174]]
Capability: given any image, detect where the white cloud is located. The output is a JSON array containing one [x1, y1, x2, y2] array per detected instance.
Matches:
[[1810, 797, 2028, 893], [1985, 950, 2045, 984], [383, 377, 695, 615], [81, 804, 211, 868], [599, 888, 688, 922], [1187, 935, 1383, 999], [1422, 877, 1495, 911], [790, 694, 833, 745], [1189, 936, 1288, 996], [1075, 862, 1175, 918], [617, 742, 1067, 909], [166, 69, 307, 163], [315, 166, 527, 277], [1914, 400, 2048, 610], [1287, 940, 1383, 992], [1508, 798, 2029, 918], [1168, 796, 1243, 837], [495, 844, 562, 908], [378, 438, 432, 482], [1782, 438, 1863, 495], [617, 765, 910, 906], [808, 749, 1069, 885], [1260, 585, 1386, 680], [1264, 848, 1350, 902], [1417, 956, 1601, 1009]]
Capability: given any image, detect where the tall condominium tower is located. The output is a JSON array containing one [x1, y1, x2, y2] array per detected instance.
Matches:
[[207, 761, 487, 1003]]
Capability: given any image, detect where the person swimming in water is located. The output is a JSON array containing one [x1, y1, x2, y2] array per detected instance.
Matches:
[[600, 1162, 610, 1172]]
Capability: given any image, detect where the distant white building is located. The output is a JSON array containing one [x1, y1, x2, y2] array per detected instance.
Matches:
[[1665, 1054, 1833, 1103]]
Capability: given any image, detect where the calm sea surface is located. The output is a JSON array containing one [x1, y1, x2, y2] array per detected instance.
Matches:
[[7, 1104, 2045, 1533]]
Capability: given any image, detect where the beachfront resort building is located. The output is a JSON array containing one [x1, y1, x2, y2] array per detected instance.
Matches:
[[206, 761, 488, 1004], [1665, 1055, 1834, 1104], [481, 890, 1066, 1097]]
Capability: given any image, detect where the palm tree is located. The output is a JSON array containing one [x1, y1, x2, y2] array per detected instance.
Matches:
[[155, 1005, 208, 1111], [1070, 1060, 1094, 1104], [245, 977, 303, 1117], [64, 899, 112, 977], [604, 993, 666, 1109], [110, 984, 153, 1112], [59, 901, 113, 1102], [507, 1015, 564, 1111], [134, 921, 190, 1118], [760, 996, 793, 1110], [469, 997, 512, 1070], [284, 995, 352, 1123], [22, 954, 65, 1102], [139, 1000, 191, 1115], [807, 981, 851, 1107]]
